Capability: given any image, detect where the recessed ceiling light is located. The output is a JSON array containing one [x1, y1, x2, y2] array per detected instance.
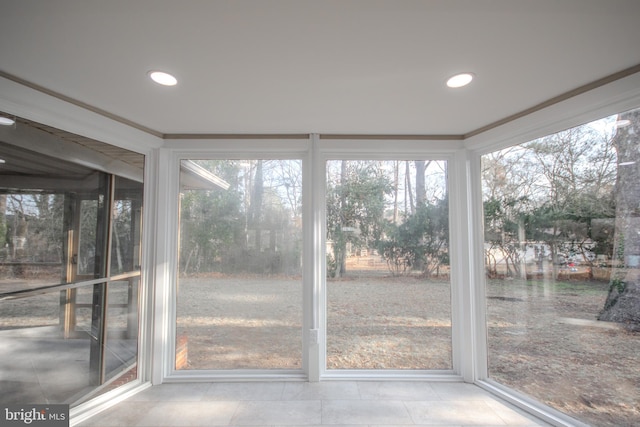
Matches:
[[0, 117, 15, 126], [148, 71, 178, 86], [0, 158, 5, 164], [446, 72, 474, 88]]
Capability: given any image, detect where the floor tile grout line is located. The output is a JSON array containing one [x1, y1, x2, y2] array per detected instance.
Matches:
[[401, 400, 415, 425], [227, 399, 243, 426]]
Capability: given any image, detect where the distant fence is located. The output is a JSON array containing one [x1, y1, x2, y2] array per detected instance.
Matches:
[[592, 267, 611, 282], [0, 262, 62, 279]]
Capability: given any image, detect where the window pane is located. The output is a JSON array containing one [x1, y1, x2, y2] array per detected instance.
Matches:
[[104, 278, 139, 383], [110, 177, 143, 276], [482, 108, 640, 427], [0, 171, 104, 289], [0, 115, 144, 406], [0, 194, 65, 285], [0, 292, 93, 404], [176, 159, 303, 370], [326, 160, 451, 370], [75, 174, 111, 280], [78, 199, 99, 276]]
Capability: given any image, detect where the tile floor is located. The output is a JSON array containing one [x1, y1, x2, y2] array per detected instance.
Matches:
[[75, 381, 552, 427]]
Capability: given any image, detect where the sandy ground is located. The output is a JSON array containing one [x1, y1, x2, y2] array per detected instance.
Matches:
[[176, 274, 451, 371], [486, 278, 640, 427]]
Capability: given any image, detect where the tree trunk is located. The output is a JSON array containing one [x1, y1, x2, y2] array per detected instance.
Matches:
[[393, 161, 399, 224], [251, 160, 264, 251], [336, 160, 348, 277], [0, 194, 6, 250], [598, 110, 640, 329], [405, 161, 414, 214], [415, 160, 426, 208], [518, 217, 527, 279], [14, 214, 27, 259]]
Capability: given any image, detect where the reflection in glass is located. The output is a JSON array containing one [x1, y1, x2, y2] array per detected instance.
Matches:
[[110, 177, 143, 276], [0, 292, 92, 404], [104, 278, 139, 382], [0, 116, 144, 406], [176, 159, 303, 370], [78, 199, 99, 276], [0, 192, 70, 288], [482, 108, 640, 427], [325, 160, 451, 370]]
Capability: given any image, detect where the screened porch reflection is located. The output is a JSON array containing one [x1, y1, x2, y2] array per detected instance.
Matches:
[[0, 116, 144, 406]]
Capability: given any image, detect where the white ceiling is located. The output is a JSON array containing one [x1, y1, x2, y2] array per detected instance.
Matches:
[[1, 0, 640, 136]]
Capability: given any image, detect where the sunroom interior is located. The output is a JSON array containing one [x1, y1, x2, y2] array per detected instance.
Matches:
[[1, 2, 639, 427]]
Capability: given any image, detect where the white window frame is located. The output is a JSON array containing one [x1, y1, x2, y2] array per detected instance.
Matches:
[[313, 137, 471, 381], [157, 138, 313, 382], [153, 136, 476, 383]]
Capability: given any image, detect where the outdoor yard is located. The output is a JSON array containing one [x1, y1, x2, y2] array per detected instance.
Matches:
[[486, 277, 640, 427], [176, 267, 639, 427], [2, 264, 637, 426]]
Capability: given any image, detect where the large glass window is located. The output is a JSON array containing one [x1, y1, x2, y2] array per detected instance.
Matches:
[[110, 176, 143, 276], [482, 108, 640, 427], [325, 160, 451, 370], [176, 159, 303, 370], [0, 115, 144, 406]]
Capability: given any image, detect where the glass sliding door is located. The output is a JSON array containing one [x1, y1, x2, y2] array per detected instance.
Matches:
[[325, 159, 451, 370], [104, 176, 142, 383], [0, 115, 144, 406], [176, 159, 303, 370], [482, 107, 640, 427]]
